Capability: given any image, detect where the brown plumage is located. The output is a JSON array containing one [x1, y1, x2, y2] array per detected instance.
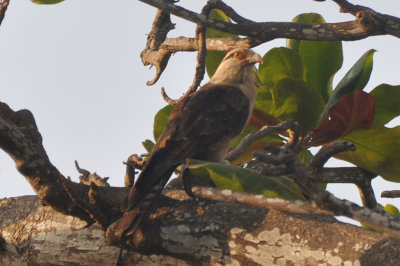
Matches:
[[108, 48, 262, 239]]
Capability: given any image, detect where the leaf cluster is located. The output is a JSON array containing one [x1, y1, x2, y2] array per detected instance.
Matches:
[[148, 12, 400, 206]]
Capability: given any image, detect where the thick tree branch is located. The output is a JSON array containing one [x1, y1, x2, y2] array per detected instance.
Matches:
[[0, 101, 127, 226], [138, 0, 400, 41], [333, 0, 400, 38], [4, 195, 400, 265]]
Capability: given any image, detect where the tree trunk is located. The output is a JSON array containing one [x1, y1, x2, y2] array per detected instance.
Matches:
[[1, 193, 400, 265]]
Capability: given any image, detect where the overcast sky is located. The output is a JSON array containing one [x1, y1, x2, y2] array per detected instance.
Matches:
[[1, 1, 399, 219]]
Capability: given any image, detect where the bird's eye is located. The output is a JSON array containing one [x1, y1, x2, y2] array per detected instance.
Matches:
[[234, 52, 242, 58]]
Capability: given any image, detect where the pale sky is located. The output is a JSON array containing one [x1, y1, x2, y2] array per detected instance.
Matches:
[[1, 1, 399, 219]]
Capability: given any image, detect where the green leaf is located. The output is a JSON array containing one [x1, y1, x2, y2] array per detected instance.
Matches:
[[31, 0, 65, 4], [336, 126, 400, 182], [370, 84, 400, 127], [142, 139, 155, 153], [153, 105, 173, 141], [299, 40, 343, 102], [271, 78, 325, 135], [286, 13, 343, 102], [205, 9, 236, 78], [188, 159, 304, 200], [319, 49, 375, 123], [287, 13, 327, 52], [384, 204, 400, 218], [297, 150, 313, 165], [255, 85, 275, 115], [258, 47, 303, 88]]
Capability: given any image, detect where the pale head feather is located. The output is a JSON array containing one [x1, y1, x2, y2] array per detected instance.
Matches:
[[208, 48, 261, 104]]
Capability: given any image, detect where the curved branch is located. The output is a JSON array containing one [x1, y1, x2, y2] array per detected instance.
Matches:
[[140, 6, 175, 86]]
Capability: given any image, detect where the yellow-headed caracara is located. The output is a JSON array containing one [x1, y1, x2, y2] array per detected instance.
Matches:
[[108, 48, 262, 239]]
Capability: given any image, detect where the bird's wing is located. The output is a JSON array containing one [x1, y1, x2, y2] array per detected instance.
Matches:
[[157, 83, 251, 160], [110, 84, 251, 238]]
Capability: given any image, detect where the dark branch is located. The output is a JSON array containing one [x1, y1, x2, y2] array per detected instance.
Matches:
[[309, 142, 356, 172], [160, 0, 214, 105], [319, 167, 377, 184], [138, 0, 400, 41], [124, 154, 144, 187], [0, 101, 127, 226], [226, 120, 295, 162], [0, 0, 9, 27], [140, 5, 175, 86], [139, 0, 400, 85], [250, 145, 400, 238], [382, 190, 400, 198]]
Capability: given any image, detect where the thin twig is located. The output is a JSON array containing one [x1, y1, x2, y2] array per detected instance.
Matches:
[[160, 87, 177, 105], [160, 0, 211, 105], [75, 160, 91, 177], [382, 190, 400, 198], [249, 146, 400, 238], [123, 154, 144, 187], [0, 0, 9, 27], [226, 120, 295, 162]]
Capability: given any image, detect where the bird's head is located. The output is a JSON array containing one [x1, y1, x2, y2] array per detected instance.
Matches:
[[209, 48, 262, 100], [209, 48, 262, 85]]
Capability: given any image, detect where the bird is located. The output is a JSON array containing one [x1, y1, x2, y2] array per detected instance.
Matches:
[[107, 48, 262, 240]]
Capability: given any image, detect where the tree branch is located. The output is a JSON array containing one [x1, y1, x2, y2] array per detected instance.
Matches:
[[251, 145, 400, 239], [138, 0, 400, 41], [4, 195, 400, 265], [225, 120, 295, 162], [0, 101, 127, 226], [0, 0, 9, 27], [192, 186, 333, 215], [382, 190, 400, 199]]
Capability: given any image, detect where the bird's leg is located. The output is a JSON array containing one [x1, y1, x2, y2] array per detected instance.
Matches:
[[181, 165, 216, 198], [181, 166, 196, 198]]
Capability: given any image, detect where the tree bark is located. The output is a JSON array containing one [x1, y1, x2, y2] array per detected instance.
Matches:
[[1, 193, 400, 265]]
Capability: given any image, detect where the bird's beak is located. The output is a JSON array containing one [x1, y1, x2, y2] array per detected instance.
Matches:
[[247, 53, 263, 64]]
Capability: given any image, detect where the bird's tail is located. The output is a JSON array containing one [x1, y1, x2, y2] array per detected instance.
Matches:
[[106, 150, 178, 241]]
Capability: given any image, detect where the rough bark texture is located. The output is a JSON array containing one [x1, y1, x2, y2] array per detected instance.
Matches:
[[1, 193, 400, 265]]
